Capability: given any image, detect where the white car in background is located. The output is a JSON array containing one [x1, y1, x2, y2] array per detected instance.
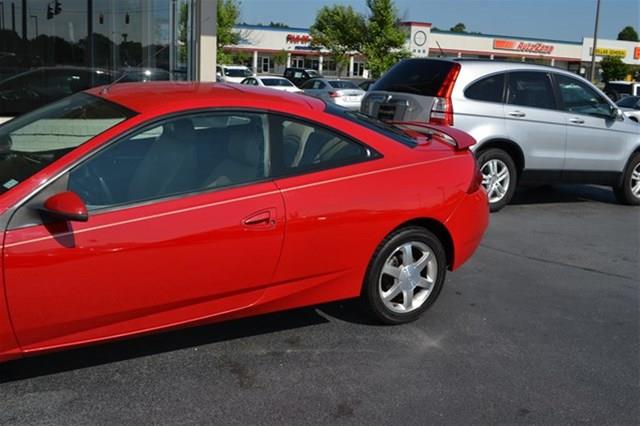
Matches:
[[616, 96, 640, 123], [240, 76, 302, 93], [300, 78, 366, 110], [216, 65, 253, 83]]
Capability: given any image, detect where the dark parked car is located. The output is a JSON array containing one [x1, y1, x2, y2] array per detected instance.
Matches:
[[359, 79, 377, 91], [283, 67, 321, 87], [604, 81, 640, 101]]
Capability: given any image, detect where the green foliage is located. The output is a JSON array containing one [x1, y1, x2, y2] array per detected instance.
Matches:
[[273, 50, 289, 66], [600, 56, 629, 82], [310, 5, 366, 75], [617, 26, 639, 42], [217, 0, 241, 64], [361, 0, 410, 78], [450, 22, 466, 33]]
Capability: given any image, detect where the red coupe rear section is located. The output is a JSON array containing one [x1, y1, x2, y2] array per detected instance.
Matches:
[[0, 82, 488, 362]]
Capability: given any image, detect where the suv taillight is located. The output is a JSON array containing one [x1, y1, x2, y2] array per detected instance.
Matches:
[[429, 63, 461, 126]]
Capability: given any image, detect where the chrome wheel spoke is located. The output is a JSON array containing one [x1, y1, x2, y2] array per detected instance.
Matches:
[[382, 282, 402, 301], [401, 289, 413, 310], [416, 276, 433, 289], [401, 243, 414, 265], [382, 264, 401, 279], [414, 252, 430, 272]]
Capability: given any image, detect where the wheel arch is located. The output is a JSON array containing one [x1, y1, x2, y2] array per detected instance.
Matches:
[[475, 139, 525, 177], [390, 218, 455, 270]]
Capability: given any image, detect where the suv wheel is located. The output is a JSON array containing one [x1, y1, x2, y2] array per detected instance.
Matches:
[[614, 153, 640, 205], [477, 148, 517, 212]]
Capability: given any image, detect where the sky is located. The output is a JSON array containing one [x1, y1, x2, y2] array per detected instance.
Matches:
[[239, 0, 639, 42]]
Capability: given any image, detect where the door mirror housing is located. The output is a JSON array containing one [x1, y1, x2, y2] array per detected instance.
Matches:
[[38, 191, 89, 222]]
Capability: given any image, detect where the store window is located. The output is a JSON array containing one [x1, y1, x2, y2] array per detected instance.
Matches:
[[0, 0, 195, 117]]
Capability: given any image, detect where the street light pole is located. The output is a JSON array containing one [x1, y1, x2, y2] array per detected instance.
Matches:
[[589, 0, 601, 83], [30, 13, 36, 38]]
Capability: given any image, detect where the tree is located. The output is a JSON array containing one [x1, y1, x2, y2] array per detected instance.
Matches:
[[617, 26, 639, 41], [310, 5, 366, 76], [362, 0, 409, 78], [600, 56, 629, 83], [450, 22, 466, 33], [273, 49, 288, 67], [217, 0, 241, 64]]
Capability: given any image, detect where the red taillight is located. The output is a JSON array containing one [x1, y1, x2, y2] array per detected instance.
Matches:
[[429, 63, 460, 126], [328, 91, 340, 98], [467, 158, 483, 194]]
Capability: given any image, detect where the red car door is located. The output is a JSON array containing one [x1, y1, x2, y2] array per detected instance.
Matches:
[[3, 111, 285, 351]]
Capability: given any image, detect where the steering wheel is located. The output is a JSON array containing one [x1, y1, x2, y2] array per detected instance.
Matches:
[[69, 162, 114, 206]]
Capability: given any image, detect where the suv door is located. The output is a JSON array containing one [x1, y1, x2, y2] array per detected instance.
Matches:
[[504, 71, 566, 173], [4, 111, 285, 350], [555, 73, 637, 178]]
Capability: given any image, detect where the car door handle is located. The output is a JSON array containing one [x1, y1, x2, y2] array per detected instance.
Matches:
[[569, 117, 585, 124], [507, 111, 526, 118], [243, 209, 276, 228]]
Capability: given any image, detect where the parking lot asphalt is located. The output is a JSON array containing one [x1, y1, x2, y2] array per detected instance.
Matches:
[[0, 185, 638, 425]]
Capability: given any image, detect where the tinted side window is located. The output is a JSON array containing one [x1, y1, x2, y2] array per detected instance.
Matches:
[[556, 75, 612, 118], [275, 117, 374, 175], [465, 73, 505, 103], [68, 112, 269, 210], [507, 72, 556, 110]]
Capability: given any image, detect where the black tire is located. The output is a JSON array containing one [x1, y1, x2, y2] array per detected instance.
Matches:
[[613, 153, 640, 206], [361, 226, 447, 325], [476, 148, 518, 212]]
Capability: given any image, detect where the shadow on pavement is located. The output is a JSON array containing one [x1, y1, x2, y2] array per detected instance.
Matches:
[[0, 306, 335, 383], [510, 185, 617, 206]]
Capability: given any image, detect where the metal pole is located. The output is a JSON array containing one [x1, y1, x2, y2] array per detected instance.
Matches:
[[0, 2, 5, 31], [11, 1, 15, 33], [589, 0, 601, 82], [30, 13, 35, 38], [21, 0, 26, 40]]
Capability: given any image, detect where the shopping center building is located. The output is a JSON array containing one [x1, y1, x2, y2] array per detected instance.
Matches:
[[225, 21, 640, 79]]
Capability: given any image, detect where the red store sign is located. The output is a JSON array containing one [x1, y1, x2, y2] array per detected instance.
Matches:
[[493, 39, 555, 55], [286, 34, 312, 44]]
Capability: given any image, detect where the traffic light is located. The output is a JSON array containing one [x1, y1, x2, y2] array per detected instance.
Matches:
[[54, 0, 62, 15], [98, 13, 104, 24], [125, 13, 130, 24], [46, 4, 54, 19]]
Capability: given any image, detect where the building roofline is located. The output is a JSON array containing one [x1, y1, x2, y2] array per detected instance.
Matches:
[[235, 23, 310, 33], [430, 28, 582, 45]]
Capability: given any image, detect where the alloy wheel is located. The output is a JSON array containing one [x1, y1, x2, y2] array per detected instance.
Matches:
[[378, 241, 438, 314], [631, 163, 640, 198], [481, 159, 510, 203]]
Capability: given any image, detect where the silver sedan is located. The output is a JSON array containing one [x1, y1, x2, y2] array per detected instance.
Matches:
[[300, 78, 366, 110]]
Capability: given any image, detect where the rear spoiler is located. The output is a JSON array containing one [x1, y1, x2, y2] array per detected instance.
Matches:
[[392, 121, 477, 151]]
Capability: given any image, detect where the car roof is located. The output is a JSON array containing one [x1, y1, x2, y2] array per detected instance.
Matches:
[[87, 81, 325, 114]]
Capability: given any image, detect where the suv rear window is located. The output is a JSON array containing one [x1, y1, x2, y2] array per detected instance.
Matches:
[[372, 59, 457, 96], [465, 73, 505, 103]]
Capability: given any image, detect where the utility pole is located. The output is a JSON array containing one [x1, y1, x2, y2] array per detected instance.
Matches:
[[589, 0, 601, 83], [21, 0, 26, 39], [11, 1, 15, 33]]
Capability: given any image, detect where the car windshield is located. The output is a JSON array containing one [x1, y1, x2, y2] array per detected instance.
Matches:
[[306, 70, 320, 78], [225, 68, 252, 77], [617, 96, 640, 108], [262, 78, 294, 87], [329, 80, 358, 89], [0, 93, 135, 195]]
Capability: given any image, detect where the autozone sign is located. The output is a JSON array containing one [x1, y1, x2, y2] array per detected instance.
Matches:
[[493, 39, 555, 55], [286, 34, 312, 44]]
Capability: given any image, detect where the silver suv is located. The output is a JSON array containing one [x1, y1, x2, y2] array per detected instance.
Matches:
[[362, 59, 640, 211]]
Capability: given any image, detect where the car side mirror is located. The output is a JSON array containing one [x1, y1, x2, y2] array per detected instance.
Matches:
[[612, 107, 624, 120], [38, 191, 89, 222]]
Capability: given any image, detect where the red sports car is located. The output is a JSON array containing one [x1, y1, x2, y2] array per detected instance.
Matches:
[[0, 82, 488, 363]]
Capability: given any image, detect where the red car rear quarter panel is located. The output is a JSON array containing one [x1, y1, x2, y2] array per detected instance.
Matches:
[[271, 153, 471, 304]]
